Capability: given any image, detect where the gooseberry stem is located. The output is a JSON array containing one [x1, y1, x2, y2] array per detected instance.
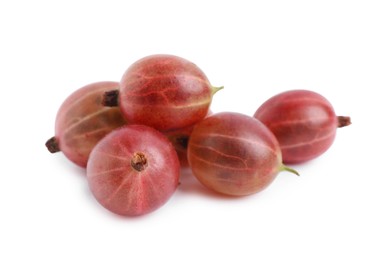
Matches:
[[211, 86, 224, 95], [280, 165, 300, 176], [45, 136, 60, 153], [337, 116, 351, 128], [102, 89, 119, 107]]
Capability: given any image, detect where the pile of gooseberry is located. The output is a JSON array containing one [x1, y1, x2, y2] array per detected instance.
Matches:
[[46, 54, 351, 217]]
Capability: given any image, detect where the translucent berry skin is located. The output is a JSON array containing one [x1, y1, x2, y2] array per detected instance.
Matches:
[[164, 125, 194, 168], [46, 82, 127, 167], [86, 125, 180, 216], [118, 54, 217, 131], [187, 112, 286, 196], [254, 89, 351, 164], [163, 111, 212, 168]]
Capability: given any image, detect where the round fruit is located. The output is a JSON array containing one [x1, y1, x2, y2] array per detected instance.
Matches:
[[86, 125, 180, 216], [163, 111, 212, 168], [164, 126, 193, 168], [45, 82, 127, 167], [253, 89, 351, 164], [187, 112, 298, 196], [103, 54, 222, 131]]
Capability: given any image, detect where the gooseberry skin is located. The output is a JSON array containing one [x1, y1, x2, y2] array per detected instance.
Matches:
[[253, 89, 351, 164], [164, 126, 193, 168], [187, 112, 294, 196], [46, 82, 127, 167], [163, 111, 212, 168], [116, 54, 220, 131], [86, 125, 180, 216]]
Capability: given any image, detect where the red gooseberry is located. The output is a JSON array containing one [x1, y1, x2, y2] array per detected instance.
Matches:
[[45, 82, 127, 167], [253, 89, 351, 164], [187, 112, 298, 196], [163, 126, 193, 168], [86, 125, 180, 216], [163, 111, 212, 168], [103, 54, 222, 131]]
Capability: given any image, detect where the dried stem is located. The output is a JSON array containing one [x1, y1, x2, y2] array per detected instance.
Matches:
[[45, 136, 60, 153], [102, 89, 119, 107], [337, 116, 351, 128], [131, 152, 148, 172]]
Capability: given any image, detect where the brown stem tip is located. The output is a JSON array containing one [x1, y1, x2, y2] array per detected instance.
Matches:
[[45, 136, 60, 153], [131, 152, 148, 172], [102, 89, 119, 107], [337, 116, 352, 128]]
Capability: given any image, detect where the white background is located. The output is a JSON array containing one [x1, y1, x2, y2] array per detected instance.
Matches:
[[1, 0, 387, 259]]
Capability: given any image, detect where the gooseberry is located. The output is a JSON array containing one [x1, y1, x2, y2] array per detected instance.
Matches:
[[163, 111, 212, 168], [164, 126, 193, 168], [86, 125, 180, 216], [45, 82, 127, 167], [253, 89, 351, 164], [187, 112, 298, 196], [103, 54, 222, 131]]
